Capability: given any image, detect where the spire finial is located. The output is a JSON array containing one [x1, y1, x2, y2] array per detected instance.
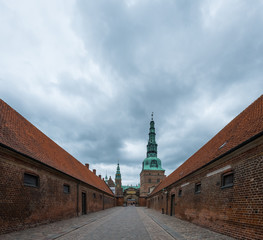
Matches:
[[151, 112, 154, 121]]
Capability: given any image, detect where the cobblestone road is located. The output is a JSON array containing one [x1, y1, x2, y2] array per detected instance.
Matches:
[[0, 207, 235, 240]]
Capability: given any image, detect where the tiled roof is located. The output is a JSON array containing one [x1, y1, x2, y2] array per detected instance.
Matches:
[[151, 95, 263, 196], [0, 100, 113, 196]]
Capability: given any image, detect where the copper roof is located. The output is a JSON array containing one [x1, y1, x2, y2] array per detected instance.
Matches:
[[151, 95, 263, 196], [0, 99, 113, 196]]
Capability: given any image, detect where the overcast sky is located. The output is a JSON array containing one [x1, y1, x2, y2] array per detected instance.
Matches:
[[1, 0, 263, 185]]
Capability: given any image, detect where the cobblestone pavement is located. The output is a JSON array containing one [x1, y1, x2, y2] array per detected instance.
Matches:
[[0, 207, 235, 240]]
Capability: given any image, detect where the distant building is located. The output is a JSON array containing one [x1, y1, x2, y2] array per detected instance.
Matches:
[[105, 175, 115, 194], [122, 185, 140, 206], [140, 113, 165, 197]]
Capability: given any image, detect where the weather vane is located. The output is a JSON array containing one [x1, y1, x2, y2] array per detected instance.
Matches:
[[151, 112, 154, 121]]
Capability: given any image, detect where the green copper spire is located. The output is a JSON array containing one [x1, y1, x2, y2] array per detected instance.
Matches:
[[147, 112, 158, 158], [105, 172, 108, 183], [142, 113, 164, 171], [115, 162, 121, 179]]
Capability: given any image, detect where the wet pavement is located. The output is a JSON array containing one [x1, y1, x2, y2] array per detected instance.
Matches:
[[0, 207, 235, 240]]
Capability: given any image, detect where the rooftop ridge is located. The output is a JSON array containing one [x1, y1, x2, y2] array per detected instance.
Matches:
[[0, 99, 113, 196]]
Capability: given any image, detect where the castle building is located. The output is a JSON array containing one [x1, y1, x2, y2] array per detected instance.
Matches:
[[122, 186, 140, 206], [140, 113, 165, 197]]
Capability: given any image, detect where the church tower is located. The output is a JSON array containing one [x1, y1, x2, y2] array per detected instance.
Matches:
[[140, 113, 165, 197], [115, 162, 123, 196]]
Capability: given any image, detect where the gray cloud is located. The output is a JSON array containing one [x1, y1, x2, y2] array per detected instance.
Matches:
[[0, 0, 263, 184]]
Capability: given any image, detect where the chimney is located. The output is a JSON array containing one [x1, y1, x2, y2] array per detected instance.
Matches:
[[99, 175, 101, 179], [93, 169, 96, 175], [85, 163, 89, 169], [103, 178, 104, 181]]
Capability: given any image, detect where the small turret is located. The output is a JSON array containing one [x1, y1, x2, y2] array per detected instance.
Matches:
[[115, 163, 121, 179], [105, 173, 108, 184]]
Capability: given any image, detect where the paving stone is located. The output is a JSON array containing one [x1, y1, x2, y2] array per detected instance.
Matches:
[[0, 207, 235, 240]]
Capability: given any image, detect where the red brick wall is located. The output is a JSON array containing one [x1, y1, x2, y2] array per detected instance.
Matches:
[[116, 197, 124, 206], [0, 146, 115, 235], [140, 170, 165, 197], [104, 195, 115, 209], [139, 197, 146, 206], [147, 138, 263, 240]]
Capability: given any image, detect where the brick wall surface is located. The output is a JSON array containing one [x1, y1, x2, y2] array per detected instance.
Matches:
[[116, 197, 124, 206], [140, 170, 165, 197], [139, 197, 146, 206], [147, 138, 263, 240], [0, 147, 115, 235]]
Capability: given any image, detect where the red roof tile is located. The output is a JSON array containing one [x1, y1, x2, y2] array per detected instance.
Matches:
[[0, 100, 113, 196], [151, 95, 263, 196]]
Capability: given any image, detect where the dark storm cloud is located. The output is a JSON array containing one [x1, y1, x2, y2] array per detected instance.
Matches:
[[1, 0, 263, 184]]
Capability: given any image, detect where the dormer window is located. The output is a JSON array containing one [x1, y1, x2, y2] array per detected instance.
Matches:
[[150, 160, 158, 167]]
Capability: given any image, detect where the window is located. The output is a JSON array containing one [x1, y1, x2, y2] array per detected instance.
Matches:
[[93, 193, 96, 199], [24, 173, 39, 187], [157, 179, 160, 183], [150, 160, 158, 168], [222, 172, 234, 188], [63, 184, 70, 194], [195, 183, 201, 194], [148, 178, 151, 183], [178, 189, 182, 197]]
